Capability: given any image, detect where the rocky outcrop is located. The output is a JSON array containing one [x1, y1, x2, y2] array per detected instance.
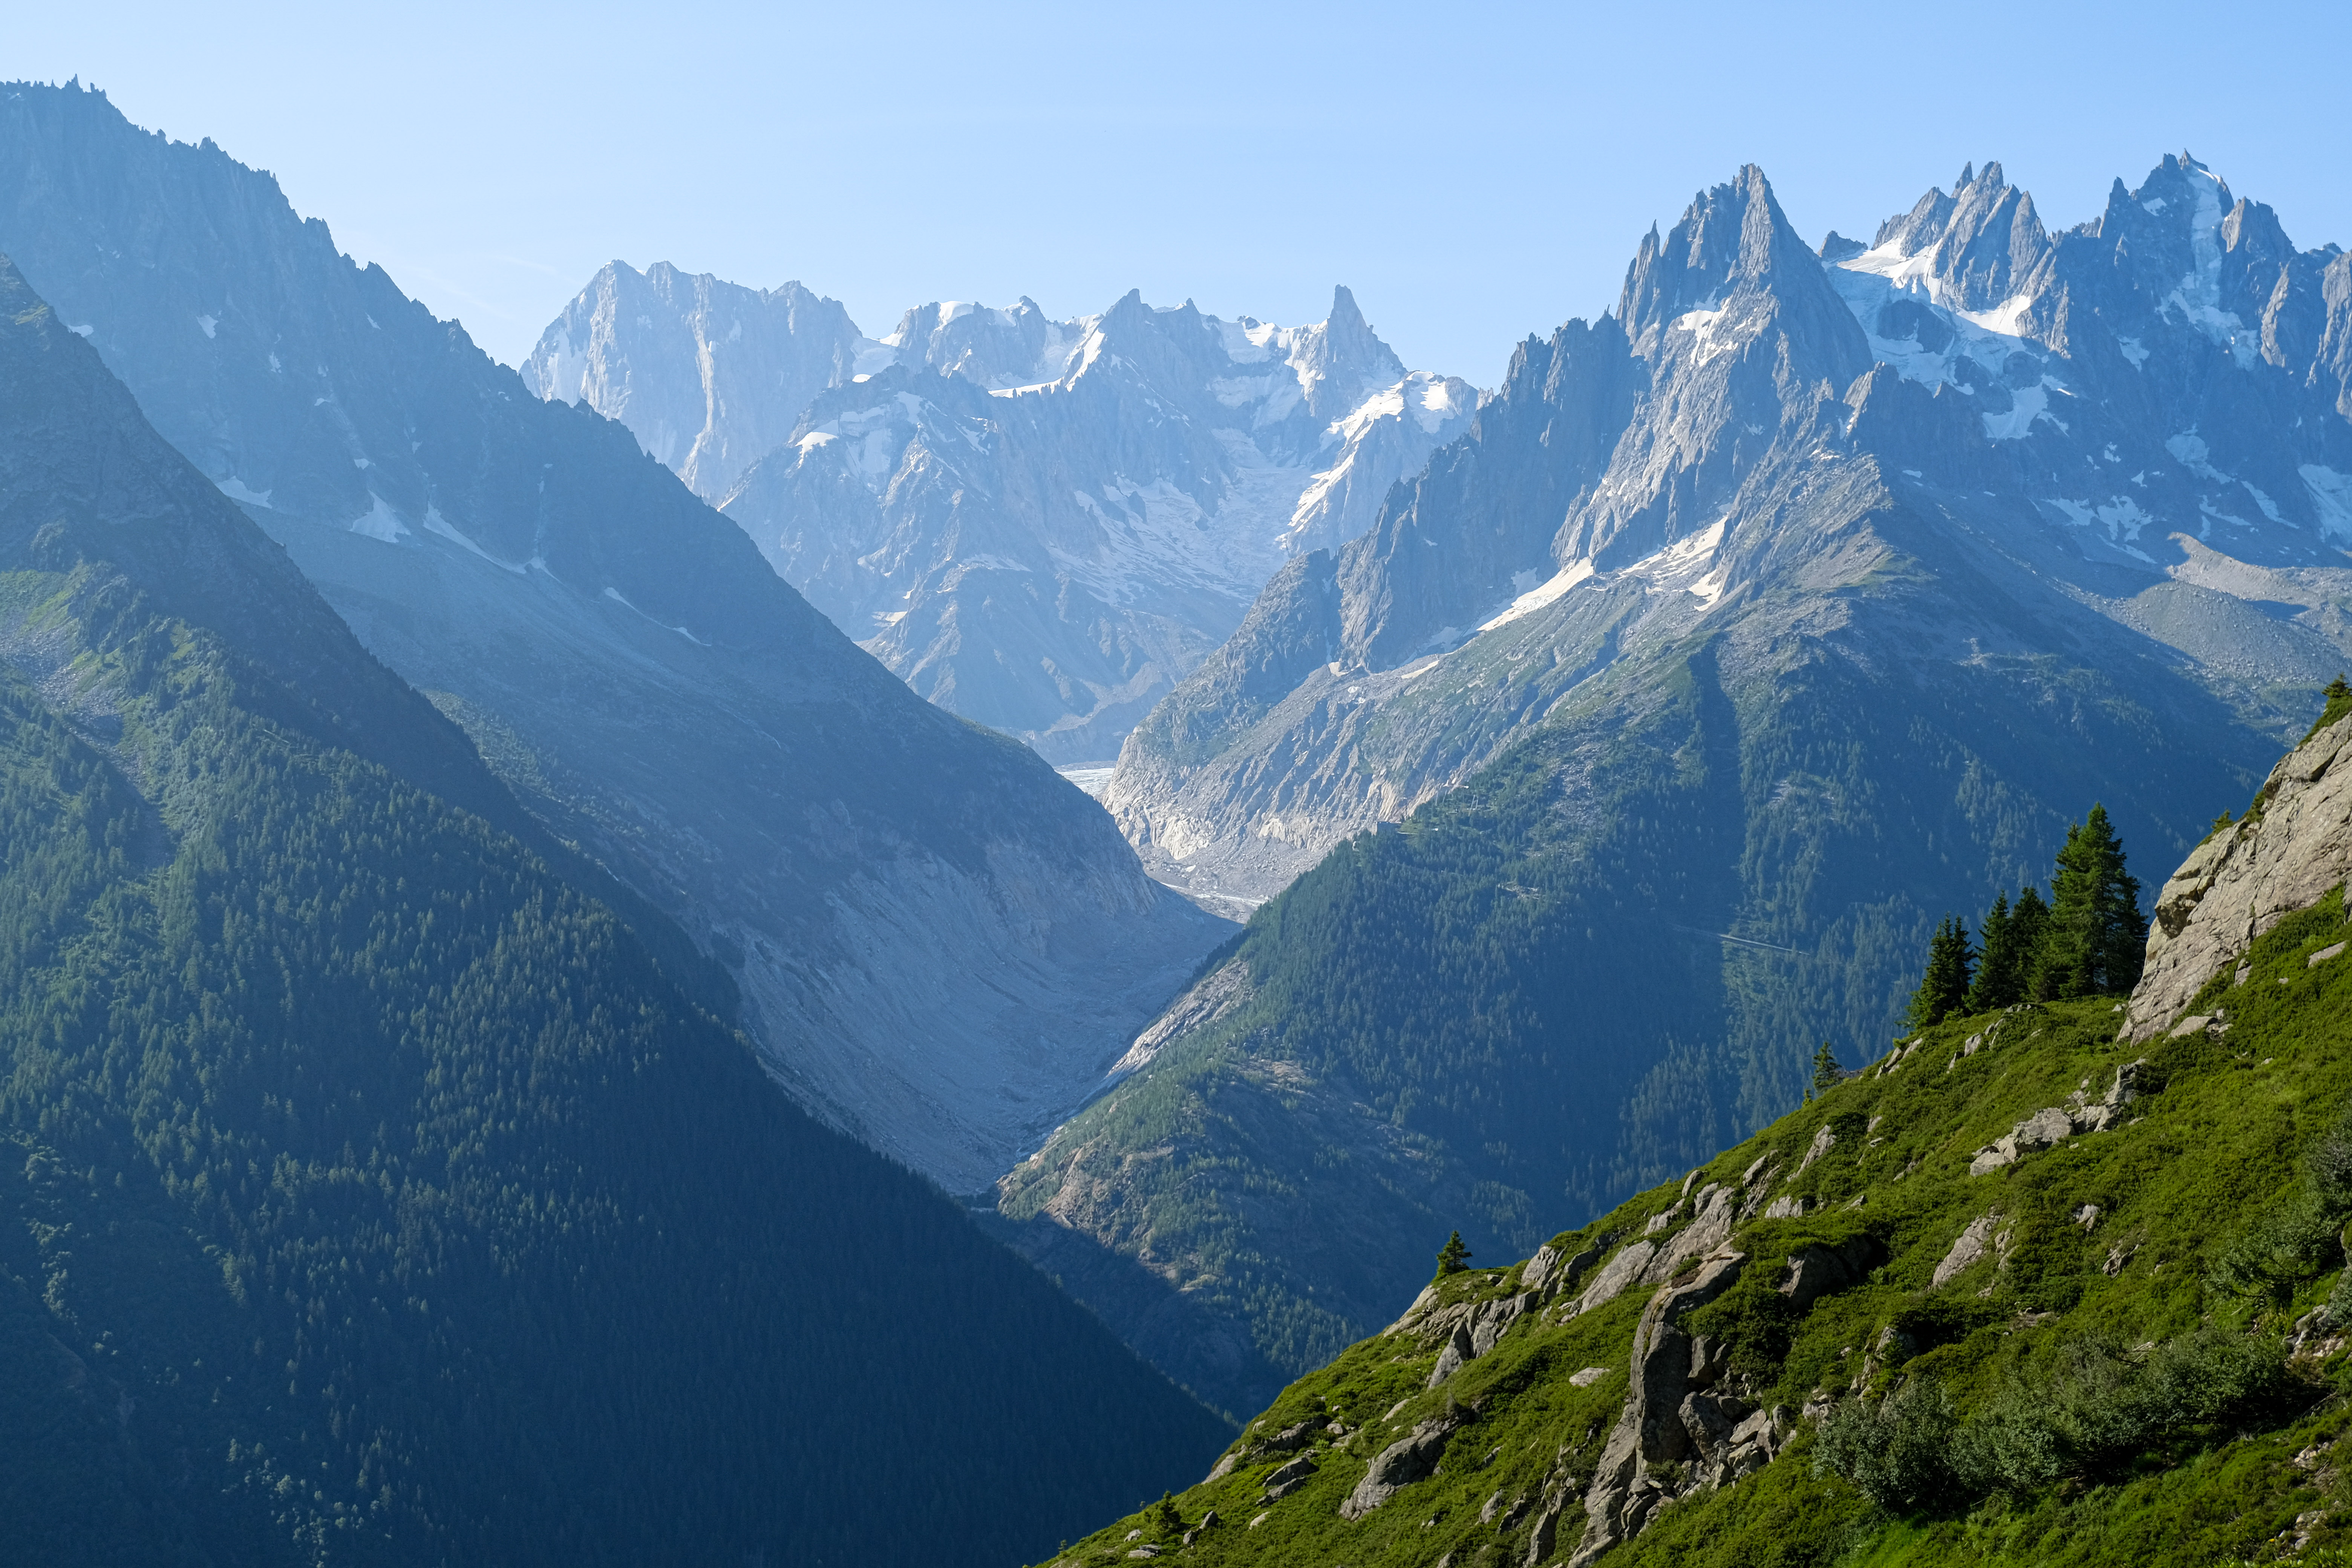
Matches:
[[1570, 1251, 1776, 1565], [1932, 1213, 2002, 1289], [1778, 1236, 1886, 1311], [1260, 1453, 1317, 1501], [2125, 709, 2352, 1041], [1426, 1293, 1535, 1387], [1340, 1412, 1462, 1520], [1966, 1061, 2145, 1174]]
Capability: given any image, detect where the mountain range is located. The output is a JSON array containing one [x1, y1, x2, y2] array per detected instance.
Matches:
[[0, 80, 1227, 1194], [8, 67, 2352, 1564], [525, 263, 1475, 768], [999, 154, 2352, 1416], [0, 248, 1225, 1566]]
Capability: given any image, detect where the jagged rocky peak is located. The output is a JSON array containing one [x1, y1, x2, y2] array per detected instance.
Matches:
[[1618, 164, 1849, 348], [1286, 283, 1410, 420], [712, 274, 1472, 761], [1857, 160, 2054, 315], [1554, 163, 1867, 570], [521, 259, 880, 498], [884, 294, 1089, 390]]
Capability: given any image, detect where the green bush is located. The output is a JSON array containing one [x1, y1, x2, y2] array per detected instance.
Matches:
[[1819, 1329, 2302, 1515], [1815, 1380, 1964, 1512]]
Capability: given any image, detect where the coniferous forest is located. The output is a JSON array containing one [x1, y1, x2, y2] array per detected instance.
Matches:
[[1904, 804, 2151, 1031], [0, 261, 1227, 1567]]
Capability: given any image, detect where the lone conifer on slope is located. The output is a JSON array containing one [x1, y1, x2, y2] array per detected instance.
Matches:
[[1435, 1231, 1471, 1279], [1811, 1041, 1845, 1096]]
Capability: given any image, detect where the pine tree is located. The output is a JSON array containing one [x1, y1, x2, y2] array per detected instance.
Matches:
[[1966, 893, 2020, 1012], [2034, 805, 2146, 998], [1153, 1492, 1183, 1537], [1906, 915, 1975, 1031], [1811, 1041, 1844, 1095], [1435, 1230, 1472, 1279], [2010, 884, 2051, 971]]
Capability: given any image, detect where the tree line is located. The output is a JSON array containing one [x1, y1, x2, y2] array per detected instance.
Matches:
[[1905, 804, 2149, 1031]]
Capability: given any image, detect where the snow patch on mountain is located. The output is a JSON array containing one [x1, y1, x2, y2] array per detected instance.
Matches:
[[1829, 247, 2068, 441]]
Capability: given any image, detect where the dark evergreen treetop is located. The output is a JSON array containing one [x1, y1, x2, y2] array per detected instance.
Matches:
[[1906, 916, 1975, 1032], [1811, 1042, 1845, 1096], [1969, 888, 2048, 1014], [2035, 805, 2147, 1000], [1436, 1231, 1472, 1279]]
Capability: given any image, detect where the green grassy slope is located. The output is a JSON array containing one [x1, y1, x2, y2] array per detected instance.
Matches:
[[1046, 873, 2352, 1568]]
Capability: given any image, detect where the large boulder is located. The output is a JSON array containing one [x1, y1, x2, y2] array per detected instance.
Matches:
[[1776, 1234, 1886, 1311], [1340, 1413, 1462, 1520]]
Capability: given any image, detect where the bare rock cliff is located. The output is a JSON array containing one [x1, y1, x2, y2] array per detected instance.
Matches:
[[2125, 702, 2352, 1043]]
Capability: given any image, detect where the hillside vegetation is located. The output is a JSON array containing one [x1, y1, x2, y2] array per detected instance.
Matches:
[[0, 260, 1230, 1566], [1047, 713, 2352, 1568]]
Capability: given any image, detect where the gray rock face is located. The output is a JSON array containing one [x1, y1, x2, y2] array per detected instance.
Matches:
[[520, 261, 881, 500], [1969, 1060, 2148, 1174], [1932, 1213, 2002, 1288], [1260, 1452, 1317, 1500], [1340, 1413, 1460, 1520], [2125, 709, 2352, 1040], [528, 263, 1475, 764], [1573, 1241, 1658, 1317], [1570, 1250, 1750, 1565], [1776, 1235, 1885, 1311], [0, 81, 1231, 1194]]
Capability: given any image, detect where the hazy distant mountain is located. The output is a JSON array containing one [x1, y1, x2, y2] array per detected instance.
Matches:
[[527, 269, 1476, 763], [1001, 155, 2352, 1413], [0, 251, 1226, 1567], [521, 260, 892, 499], [0, 80, 1228, 1194]]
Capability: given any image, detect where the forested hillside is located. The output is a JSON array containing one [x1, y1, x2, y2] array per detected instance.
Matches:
[[1047, 696, 2352, 1568], [0, 257, 1228, 1566]]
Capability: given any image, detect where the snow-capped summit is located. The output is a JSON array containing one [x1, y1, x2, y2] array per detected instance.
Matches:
[[530, 269, 1476, 762], [1107, 153, 2352, 909]]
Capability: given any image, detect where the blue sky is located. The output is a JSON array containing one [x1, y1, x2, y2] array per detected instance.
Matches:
[[14, 1, 2350, 385]]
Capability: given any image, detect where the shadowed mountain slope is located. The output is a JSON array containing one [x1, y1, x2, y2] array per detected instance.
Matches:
[[0, 254, 1229, 1566], [0, 80, 1230, 1191]]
